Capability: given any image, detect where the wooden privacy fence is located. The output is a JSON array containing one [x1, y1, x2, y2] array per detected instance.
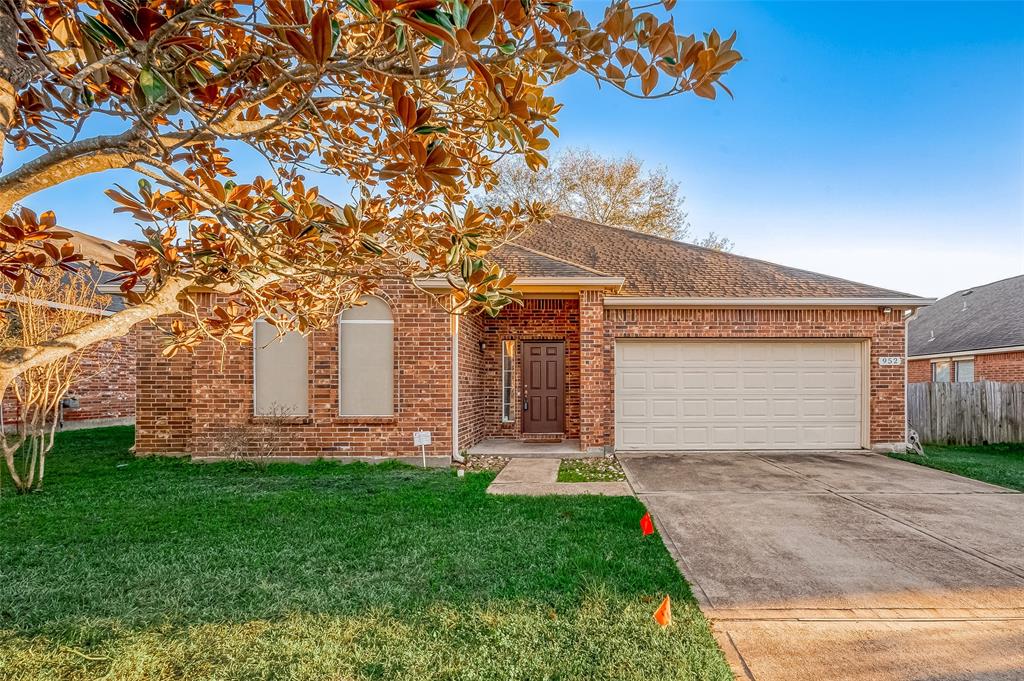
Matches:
[[908, 381, 1024, 445]]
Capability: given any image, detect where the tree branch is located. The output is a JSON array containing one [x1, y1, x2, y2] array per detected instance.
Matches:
[[0, 128, 213, 214]]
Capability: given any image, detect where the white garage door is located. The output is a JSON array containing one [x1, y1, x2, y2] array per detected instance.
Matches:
[[615, 340, 864, 451]]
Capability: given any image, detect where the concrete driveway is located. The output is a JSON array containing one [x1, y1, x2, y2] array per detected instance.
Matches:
[[620, 451, 1024, 681]]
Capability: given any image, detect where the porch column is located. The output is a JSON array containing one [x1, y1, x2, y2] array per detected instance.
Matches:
[[579, 289, 606, 452]]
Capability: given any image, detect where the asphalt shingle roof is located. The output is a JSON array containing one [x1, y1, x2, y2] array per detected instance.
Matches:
[[503, 214, 920, 299], [487, 243, 614, 279], [908, 275, 1024, 356]]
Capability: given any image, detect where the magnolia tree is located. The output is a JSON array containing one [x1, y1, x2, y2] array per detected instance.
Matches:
[[0, 0, 741, 397]]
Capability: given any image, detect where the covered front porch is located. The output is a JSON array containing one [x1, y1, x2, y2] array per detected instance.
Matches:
[[440, 243, 623, 457], [457, 295, 585, 451]]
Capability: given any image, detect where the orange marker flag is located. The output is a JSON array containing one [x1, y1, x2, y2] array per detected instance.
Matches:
[[653, 595, 672, 628], [640, 512, 655, 536]]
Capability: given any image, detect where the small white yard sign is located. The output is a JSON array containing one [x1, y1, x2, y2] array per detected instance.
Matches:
[[413, 430, 432, 468], [878, 357, 903, 366]]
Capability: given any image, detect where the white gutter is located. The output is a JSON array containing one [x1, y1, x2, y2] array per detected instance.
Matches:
[[604, 296, 935, 309], [904, 307, 919, 447], [417, 276, 624, 289], [908, 345, 1024, 361], [451, 309, 459, 459]]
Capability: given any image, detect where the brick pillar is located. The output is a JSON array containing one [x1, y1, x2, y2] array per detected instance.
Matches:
[[135, 316, 193, 455], [579, 289, 606, 452]]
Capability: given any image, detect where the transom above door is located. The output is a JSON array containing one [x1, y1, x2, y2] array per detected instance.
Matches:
[[522, 341, 565, 434]]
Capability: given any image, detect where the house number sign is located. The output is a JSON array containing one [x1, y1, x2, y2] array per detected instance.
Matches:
[[878, 357, 903, 366]]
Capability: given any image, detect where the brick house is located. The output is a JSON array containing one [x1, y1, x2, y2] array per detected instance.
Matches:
[[2, 231, 136, 430], [908, 275, 1024, 384], [135, 215, 931, 461]]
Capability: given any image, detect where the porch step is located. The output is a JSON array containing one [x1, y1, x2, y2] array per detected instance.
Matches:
[[467, 438, 587, 458]]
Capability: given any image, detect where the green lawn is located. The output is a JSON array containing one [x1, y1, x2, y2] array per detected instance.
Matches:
[[0, 427, 729, 681], [890, 442, 1024, 491]]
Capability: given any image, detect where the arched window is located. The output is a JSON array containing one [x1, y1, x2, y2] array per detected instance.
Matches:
[[253, 320, 308, 416], [339, 296, 394, 416]]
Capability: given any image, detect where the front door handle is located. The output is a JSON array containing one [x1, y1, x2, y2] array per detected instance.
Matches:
[[523, 397, 528, 411]]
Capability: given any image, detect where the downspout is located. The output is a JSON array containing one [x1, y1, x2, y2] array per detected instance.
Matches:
[[451, 307, 459, 460], [903, 307, 920, 452]]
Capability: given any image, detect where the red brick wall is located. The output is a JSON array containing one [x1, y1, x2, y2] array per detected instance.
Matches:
[[978, 351, 1024, 382], [579, 290, 606, 450], [476, 298, 581, 441], [594, 307, 908, 449], [908, 358, 931, 383], [909, 351, 1024, 384], [457, 313, 487, 450], [137, 287, 911, 456], [135, 280, 453, 458], [136, 315, 193, 453], [2, 328, 135, 428]]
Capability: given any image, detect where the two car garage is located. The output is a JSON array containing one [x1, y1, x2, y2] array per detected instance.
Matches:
[[614, 339, 867, 451]]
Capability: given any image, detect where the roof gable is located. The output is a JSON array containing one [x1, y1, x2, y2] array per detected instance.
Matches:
[[908, 275, 1024, 356], [508, 214, 921, 300]]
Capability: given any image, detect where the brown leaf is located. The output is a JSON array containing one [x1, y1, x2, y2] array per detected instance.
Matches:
[[640, 65, 658, 96], [310, 6, 334, 66], [694, 81, 716, 100], [467, 57, 495, 92], [284, 30, 316, 63], [396, 95, 417, 128]]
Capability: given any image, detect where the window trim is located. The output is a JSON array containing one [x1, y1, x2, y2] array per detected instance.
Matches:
[[931, 359, 951, 383], [501, 339, 515, 422], [954, 358, 975, 383], [338, 296, 395, 417]]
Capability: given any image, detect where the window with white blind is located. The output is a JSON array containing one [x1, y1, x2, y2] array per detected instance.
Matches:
[[955, 359, 975, 383], [253, 320, 308, 416], [501, 340, 515, 422], [932, 360, 951, 383], [339, 296, 394, 416]]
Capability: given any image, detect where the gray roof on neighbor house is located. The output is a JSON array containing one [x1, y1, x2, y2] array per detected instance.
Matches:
[[908, 275, 1024, 356], [494, 214, 925, 300]]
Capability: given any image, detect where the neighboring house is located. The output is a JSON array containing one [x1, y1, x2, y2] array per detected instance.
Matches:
[[135, 215, 932, 460], [907, 275, 1024, 384], [1, 231, 136, 430]]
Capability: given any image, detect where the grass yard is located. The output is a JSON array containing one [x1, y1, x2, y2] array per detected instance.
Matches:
[[557, 457, 627, 483], [890, 442, 1024, 491], [0, 427, 729, 681]]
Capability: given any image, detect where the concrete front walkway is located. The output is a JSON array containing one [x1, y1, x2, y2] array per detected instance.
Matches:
[[487, 458, 632, 496], [620, 451, 1024, 681]]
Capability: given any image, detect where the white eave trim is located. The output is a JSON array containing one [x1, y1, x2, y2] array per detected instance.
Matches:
[[909, 345, 1024, 361], [0, 293, 112, 316], [416, 276, 625, 289], [604, 296, 935, 309]]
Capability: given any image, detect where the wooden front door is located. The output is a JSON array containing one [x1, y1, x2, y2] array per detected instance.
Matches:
[[522, 341, 565, 434]]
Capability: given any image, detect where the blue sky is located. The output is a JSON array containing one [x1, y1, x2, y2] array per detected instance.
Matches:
[[551, 0, 1024, 298], [15, 1, 1024, 299]]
